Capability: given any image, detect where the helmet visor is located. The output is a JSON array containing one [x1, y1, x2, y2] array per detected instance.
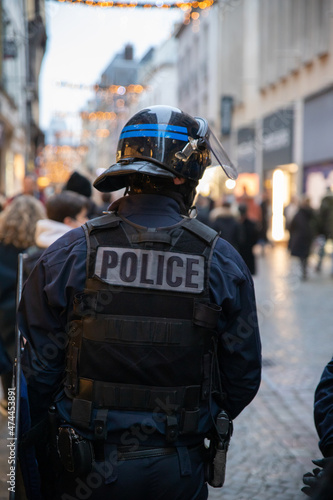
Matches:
[[195, 117, 238, 180]]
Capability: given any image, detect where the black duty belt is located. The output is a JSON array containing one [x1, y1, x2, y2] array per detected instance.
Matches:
[[93, 442, 204, 461], [117, 446, 177, 461]]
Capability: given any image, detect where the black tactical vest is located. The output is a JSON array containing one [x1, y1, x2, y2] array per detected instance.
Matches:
[[65, 213, 221, 440]]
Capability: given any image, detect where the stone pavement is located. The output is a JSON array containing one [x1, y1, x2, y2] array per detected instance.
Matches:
[[0, 244, 331, 499], [209, 244, 332, 500]]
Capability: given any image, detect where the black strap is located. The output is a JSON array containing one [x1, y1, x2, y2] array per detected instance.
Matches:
[[75, 379, 201, 412], [181, 218, 218, 244], [85, 213, 122, 232], [81, 316, 206, 346], [71, 398, 92, 428], [193, 302, 222, 329], [130, 232, 172, 245], [94, 409, 108, 440]]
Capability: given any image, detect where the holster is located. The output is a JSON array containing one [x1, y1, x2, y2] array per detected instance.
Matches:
[[57, 427, 95, 477], [204, 410, 232, 488]]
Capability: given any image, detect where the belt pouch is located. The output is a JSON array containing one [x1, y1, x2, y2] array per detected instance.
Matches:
[[57, 427, 94, 477]]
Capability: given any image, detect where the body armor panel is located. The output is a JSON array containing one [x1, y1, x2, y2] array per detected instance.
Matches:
[[65, 213, 221, 439]]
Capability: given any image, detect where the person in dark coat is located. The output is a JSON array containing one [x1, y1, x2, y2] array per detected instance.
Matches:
[[289, 196, 316, 280], [302, 356, 333, 498], [315, 188, 333, 276], [209, 201, 240, 249], [237, 203, 259, 275], [0, 195, 45, 415], [64, 171, 103, 219]]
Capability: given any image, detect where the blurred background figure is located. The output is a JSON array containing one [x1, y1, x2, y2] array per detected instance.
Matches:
[[0, 192, 6, 212], [0, 195, 45, 415], [289, 196, 317, 281], [237, 203, 259, 275], [258, 190, 272, 254], [316, 187, 333, 277], [64, 171, 103, 219], [24, 191, 89, 276], [6, 174, 43, 205], [98, 192, 112, 213], [22, 174, 39, 197], [284, 195, 299, 250], [236, 186, 261, 224], [195, 193, 213, 226], [209, 200, 240, 249]]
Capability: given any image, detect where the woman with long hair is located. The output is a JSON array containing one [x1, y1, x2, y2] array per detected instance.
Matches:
[[0, 195, 45, 415]]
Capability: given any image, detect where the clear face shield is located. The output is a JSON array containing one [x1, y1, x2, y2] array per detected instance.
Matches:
[[175, 117, 238, 180], [196, 117, 238, 180]]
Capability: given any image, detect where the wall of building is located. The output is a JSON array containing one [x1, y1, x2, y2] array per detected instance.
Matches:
[[136, 36, 178, 110], [0, 0, 46, 196]]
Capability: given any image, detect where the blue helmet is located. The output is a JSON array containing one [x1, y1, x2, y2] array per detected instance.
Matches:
[[94, 105, 237, 192]]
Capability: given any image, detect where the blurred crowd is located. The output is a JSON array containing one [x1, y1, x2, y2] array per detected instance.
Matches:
[[0, 170, 113, 415], [0, 171, 332, 415], [196, 187, 333, 282]]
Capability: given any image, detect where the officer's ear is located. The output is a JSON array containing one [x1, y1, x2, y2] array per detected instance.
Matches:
[[173, 177, 186, 185]]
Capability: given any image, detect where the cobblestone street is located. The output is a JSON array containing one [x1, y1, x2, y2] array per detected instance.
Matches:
[[209, 244, 332, 500], [0, 244, 331, 499]]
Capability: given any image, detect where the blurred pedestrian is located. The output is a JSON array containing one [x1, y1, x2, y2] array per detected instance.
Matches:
[[289, 196, 317, 280], [24, 191, 89, 276], [284, 195, 299, 230], [195, 193, 213, 225], [64, 171, 103, 219], [6, 174, 42, 205], [237, 203, 259, 275], [0, 195, 45, 415], [316, 187, 333, 277], [284, 195, 299, 250], [209, 200, 240, 249], [236, 186, 261, 223], [98, 192, 112, 213], [258, 190, 271, 253], [0, 192, 6, 212]]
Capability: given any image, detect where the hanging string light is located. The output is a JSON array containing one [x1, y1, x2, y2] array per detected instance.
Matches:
[[49, 0, 214, 10], [56, 82, 146, 94]]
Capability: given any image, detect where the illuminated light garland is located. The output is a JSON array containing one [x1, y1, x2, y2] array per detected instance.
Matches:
[[48, 0, 214, 9], [56, 81, 147, 94], [81, 111, 118, 120]]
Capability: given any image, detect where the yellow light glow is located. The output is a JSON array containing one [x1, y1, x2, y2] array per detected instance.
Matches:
[[272, 169, 286, 241], [37, 176, 51, 188], [180, 3, 191, 11], [191, 11, 199, 19], [96, 129, 110, 138]]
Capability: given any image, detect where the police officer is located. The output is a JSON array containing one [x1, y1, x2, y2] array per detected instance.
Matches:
[[303, 356, 333, 498], [18, 105, 262, 499]]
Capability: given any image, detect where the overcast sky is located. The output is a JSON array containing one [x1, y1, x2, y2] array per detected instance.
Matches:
[[39, 2, 182, 130]]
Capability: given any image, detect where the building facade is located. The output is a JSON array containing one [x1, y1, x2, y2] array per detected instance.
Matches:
[[176, 0, 333, 240], [0, 0, 46, 196]]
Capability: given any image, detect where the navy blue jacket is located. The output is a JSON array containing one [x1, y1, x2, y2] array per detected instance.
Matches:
[[18, 194, 261, 441], [315, 357, 333, 457]]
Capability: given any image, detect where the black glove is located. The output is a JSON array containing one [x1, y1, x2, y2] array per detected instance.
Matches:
[[302, 457, 333, 497]]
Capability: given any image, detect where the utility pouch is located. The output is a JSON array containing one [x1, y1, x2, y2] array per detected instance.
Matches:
[[57, 427, 94, 477], [204, 410, 232, 488]]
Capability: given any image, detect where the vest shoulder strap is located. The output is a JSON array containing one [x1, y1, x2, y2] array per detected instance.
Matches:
[[84, 213, 122, 234], [181, 217, 218, 244]]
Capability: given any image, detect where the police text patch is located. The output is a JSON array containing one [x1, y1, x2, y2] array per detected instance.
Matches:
[[94, 247, 205, 293]]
